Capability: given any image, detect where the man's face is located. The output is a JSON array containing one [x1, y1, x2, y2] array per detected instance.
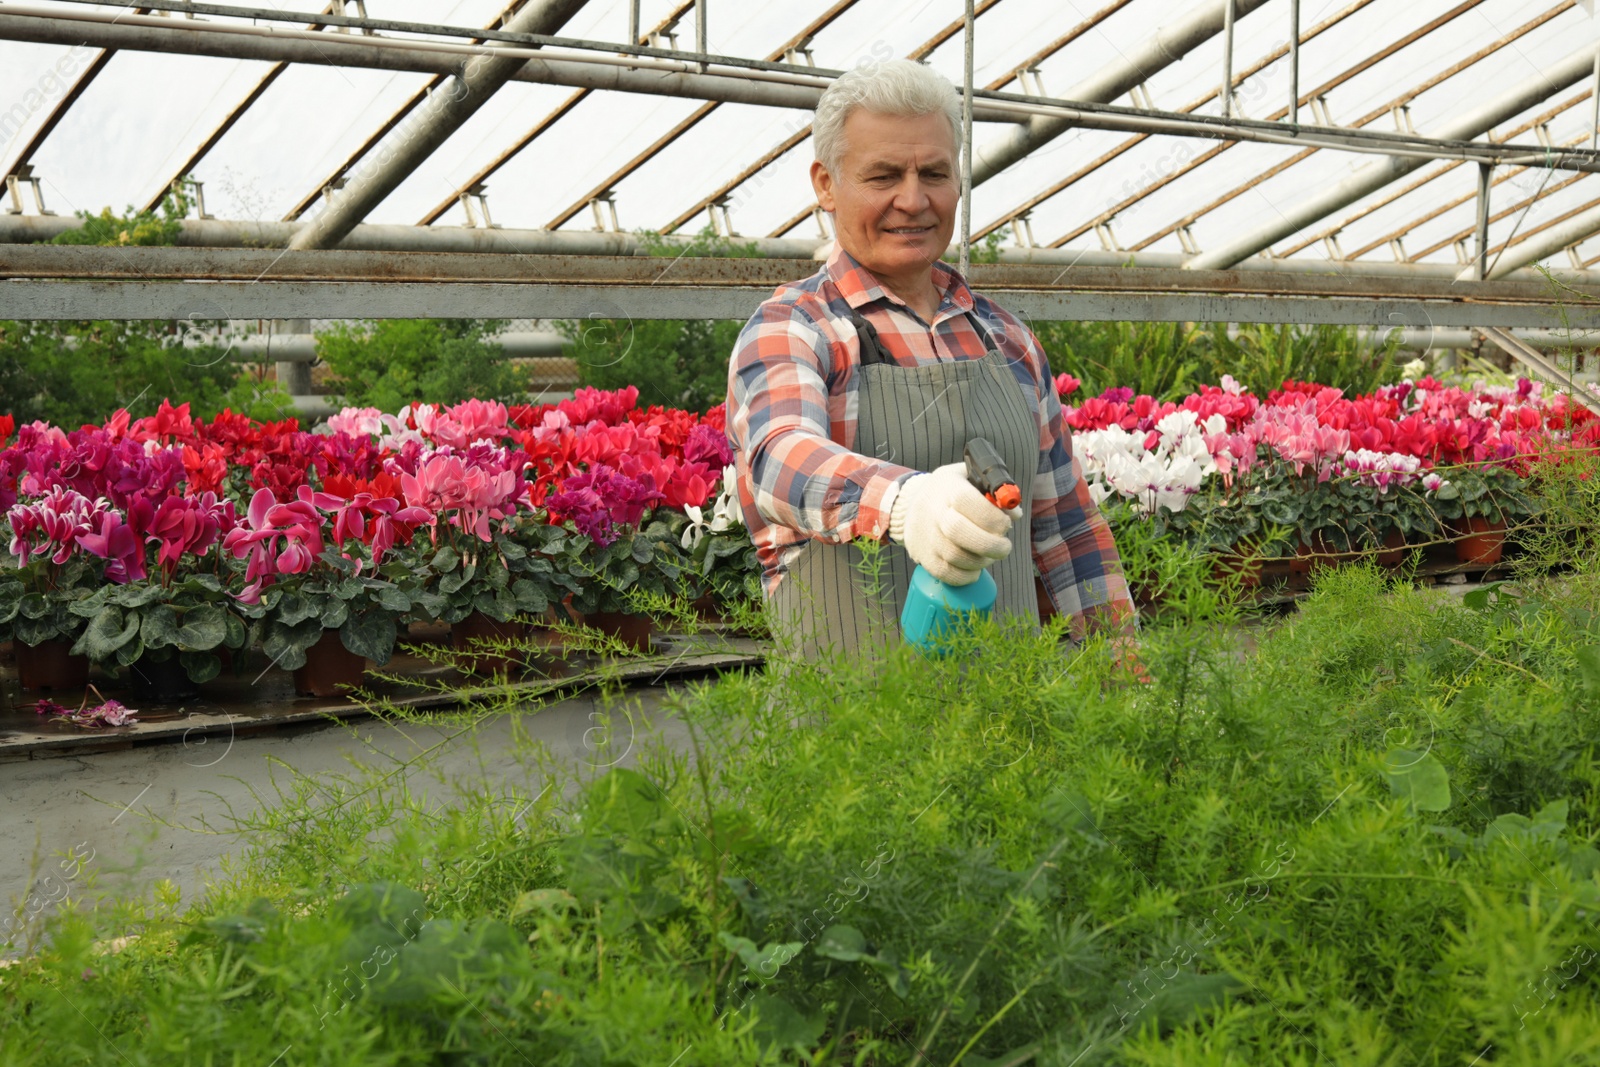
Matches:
[[812, 109, 959, 284]]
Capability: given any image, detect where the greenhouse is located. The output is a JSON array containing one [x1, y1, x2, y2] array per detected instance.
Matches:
[[6, 0, 1600, 1062]]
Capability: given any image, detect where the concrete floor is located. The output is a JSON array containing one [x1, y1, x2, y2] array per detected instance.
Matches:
[[1, 685, 693, 934]]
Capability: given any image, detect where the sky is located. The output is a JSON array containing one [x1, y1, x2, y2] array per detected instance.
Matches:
[[3, 0, 1600, 270]]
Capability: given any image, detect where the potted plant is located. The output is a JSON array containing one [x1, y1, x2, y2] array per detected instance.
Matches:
[[1, 489, 112, 690], [393, 452, 554, 676], [680, 465, 759, 619], [59, 491, 246, 702], [541, 465, 695, 652], [1428, 464, 1537, 566], [224, 485, 430, 697]]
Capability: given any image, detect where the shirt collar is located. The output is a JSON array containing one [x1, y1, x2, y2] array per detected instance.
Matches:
[[824, 243, 978, 319]]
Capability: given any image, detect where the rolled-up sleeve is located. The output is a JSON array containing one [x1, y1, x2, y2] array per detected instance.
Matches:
[[1026, 339, 1137, 639], [728, 302, 916, 544]]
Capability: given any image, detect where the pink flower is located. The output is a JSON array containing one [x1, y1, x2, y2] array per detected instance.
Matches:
[[222, 487, 325, 602], [8, 489, 108, 566], [399, 451, 523, 542], [77, 508, 148, 583]]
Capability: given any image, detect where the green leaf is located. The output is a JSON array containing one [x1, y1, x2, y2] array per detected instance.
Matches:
[[717, 931, 803, 981], [68, 587, 110, 618], [275, 592, 319, 626], [439, 562, 477, 595], [510, 579, 549, 614], [814, 925, 910, 997], [321, 598, 349, 631], [1383, 749, 1451, 812], [176, 603, 228, 651], [341, 611, 397, 665], [137, 604, 179, 649], [19, 592, 49, 620], [431, 546, 460, 572], [377, 585, 411, 613], [746, 993, 825, 1052], [74, 605, 141, 661], [1120, 973, 1243, 1035], [179, 650, 221, 685]]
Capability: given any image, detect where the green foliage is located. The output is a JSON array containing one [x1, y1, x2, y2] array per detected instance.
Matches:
[[13, 555, 1600, 1062], [1034, 321, 1406, 399], [562, 317, 741, 412], [635, 226, 763, 259], [49, 180, 193, 247], [0, 319, 292, 426], [316, 319, 524, 411]]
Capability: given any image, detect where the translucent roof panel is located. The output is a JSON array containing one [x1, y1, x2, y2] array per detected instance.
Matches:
[[2, 0, 1599, 277]]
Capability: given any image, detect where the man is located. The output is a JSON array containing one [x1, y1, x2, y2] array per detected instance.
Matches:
[[726, 59, 1134, 659]]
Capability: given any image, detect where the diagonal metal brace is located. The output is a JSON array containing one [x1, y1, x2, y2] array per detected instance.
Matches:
[[1478, 325, 1600, 415]]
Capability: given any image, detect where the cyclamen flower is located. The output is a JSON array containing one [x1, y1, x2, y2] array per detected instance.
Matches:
[[682, 465, 744, 550], [222, 487, 325, 603], [1422, 473, 1451, 494], [77, 508, 148, 583], [147, 492, 237, 576], [547, 465, 663, 545], [8, 489, 108, 566], [400, 451, 523, 542], [327, 407, 386, 438], [311, 482, 431, 572], [1341, 449, 1422, 493], [683, 423, 734, 470]]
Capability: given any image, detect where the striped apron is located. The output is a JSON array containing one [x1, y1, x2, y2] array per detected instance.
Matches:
[[768, 344, 1040, 663]]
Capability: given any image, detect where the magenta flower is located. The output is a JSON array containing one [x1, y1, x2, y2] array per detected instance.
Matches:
[[148, 492, 237, 576], [77, 508, 149, 583], [222, 487, 325, 603], [311, 485, 431, 572], [547, 465, 663, 546]]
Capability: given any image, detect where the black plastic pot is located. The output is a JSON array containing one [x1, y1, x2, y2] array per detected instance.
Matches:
[[128, 653, 199, 703]]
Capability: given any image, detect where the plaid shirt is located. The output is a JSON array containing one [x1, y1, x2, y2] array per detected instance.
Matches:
[[726, 245, 1134, 639]]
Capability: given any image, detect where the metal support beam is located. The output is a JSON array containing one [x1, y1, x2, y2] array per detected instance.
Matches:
[[415, 0, 697, 226], [1186, 39, 1600, 270], [288, 0, 583, 249], [542, 0, 861, 232], [972, 0, 1378, 244], [10, 247, 1600, 330], [1288, 0, 1299, 125], [13, 279, 1600, 329], [1485, 198, 1600, 278], [970, 0, 1274, 186], [1480, 326, 1600, 413], [272, 318, 312, 396], [958, 0, 975, 275], [1220, 0, 1236, 119], [1475, 162, 1492, 279]]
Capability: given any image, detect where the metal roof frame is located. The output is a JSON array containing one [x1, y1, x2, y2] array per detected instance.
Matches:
[[4, 0, 1600, 321]]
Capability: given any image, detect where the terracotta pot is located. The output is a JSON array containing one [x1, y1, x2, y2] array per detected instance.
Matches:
[[1376, 529, 1407, 568], [293, 630, 367, 697], [1455, 516, 1507, 566], [1288, 540, 1314, 575], [585, 611, 654, 652], [15, 639, 89, 691], [690, 593, 725, 623], [128, 653, 199, 703], [451, 612, 527, 678]]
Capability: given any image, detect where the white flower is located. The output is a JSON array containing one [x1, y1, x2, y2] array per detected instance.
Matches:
[[1401, 357, 1427, 382]]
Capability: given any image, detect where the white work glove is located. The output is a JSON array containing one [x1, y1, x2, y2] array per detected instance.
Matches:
[[889, 463, 1015, 586]]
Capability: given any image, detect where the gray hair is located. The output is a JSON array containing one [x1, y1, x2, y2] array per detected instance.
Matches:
[[812, 59, 962, 176]]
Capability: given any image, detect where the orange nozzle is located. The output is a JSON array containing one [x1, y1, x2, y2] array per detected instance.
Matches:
[[988, 483, 1022, 511]]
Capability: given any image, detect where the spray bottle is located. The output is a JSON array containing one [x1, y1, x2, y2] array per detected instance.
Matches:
[[899, 438, 1021, 655]]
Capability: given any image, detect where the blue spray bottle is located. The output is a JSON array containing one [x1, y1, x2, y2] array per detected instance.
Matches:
[[900, 438, 1021, 655]]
